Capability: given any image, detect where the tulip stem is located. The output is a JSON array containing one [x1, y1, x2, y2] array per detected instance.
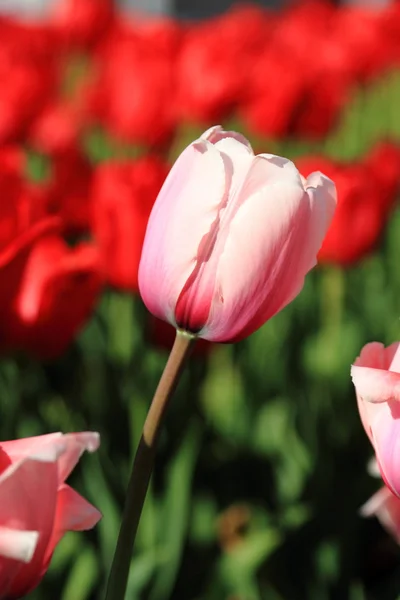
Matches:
[[104, 330, 195, 600]]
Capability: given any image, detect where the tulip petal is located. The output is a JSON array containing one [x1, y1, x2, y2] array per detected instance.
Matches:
[[0, 527, 39, 563], [302, 172, 337, 270], [361, 486, 400, 543], [367, 400, 400, 497], [44, 484, 101, 565], [139, 139, 228, 325], [351, 364, 400, 404], [202, 157, 335, 341], [354, 342, 386, 370], [0, 433, 64, 461], [56, 432, 100, 483], [0, 432, 99, 487], [201, 125, 254, 151], [0, 456, 59, 596]]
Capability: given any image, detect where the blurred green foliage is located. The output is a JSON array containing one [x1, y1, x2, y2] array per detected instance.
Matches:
[[8, 71, 400, 599]]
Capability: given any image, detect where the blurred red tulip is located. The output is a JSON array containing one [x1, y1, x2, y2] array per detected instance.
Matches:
[[29, 102, 84, 156], [239, 48, 306, 139], [296, 144, 400, 265], [50, 0, 115, 50], [9, 235, 102, 359], [40, 148, 94, 235], [88, 32, 177, 148], [175, 5, 272, 124], [91, 155, 169, 292], [0, 208, 102, 359], [0, 20, 59, 144]]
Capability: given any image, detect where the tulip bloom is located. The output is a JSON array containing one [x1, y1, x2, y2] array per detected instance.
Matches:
[[91, 156, 169, 292], [0, 431, 101, 598], [351, 342, 400, 497], [139, 126, 336, 342]]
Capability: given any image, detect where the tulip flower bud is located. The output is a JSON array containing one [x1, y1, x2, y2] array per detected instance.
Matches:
[[139, 126, 336, 342]]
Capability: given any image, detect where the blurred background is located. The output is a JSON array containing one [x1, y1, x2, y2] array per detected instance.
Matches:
[[1, 0, 400, 598]]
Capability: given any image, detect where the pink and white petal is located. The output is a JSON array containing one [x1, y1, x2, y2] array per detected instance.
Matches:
[[0, 433, 64, 462], [0, 456, 59, 596], [302, 172, 337, 271], [356, 393, 374, 442], [200, 126, 254, 151], [138, 140, 228, 325], [351, 365, 400, 404], [367, 401, 400, 497], [252, 153, 305, 188], [385, 342, 400, 372], [56, 432, 100, 484], [203, 179, 309, 341], [361, 486, 400, 543], [44, 484, 101, 565], [201, 154, 334, 341], [353, 342, 386, 369], [367, 457, 381, 478], [0, 527, 39, 563]]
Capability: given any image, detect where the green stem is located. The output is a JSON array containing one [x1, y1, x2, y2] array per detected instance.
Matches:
[[104, 330, 195, 600]]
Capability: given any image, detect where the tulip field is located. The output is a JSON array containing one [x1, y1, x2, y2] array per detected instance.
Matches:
[[3, 0, 400, 598]]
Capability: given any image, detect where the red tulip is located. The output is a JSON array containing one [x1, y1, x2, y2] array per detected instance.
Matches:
[[29, 102, 84, 156], [89, 32, 176, 148], [50, 0, 115, 49], [7, 234, 102, 359], [41, 148, 94, 234], [0, 20, 58, 143], [176, 5, 272, 124], [91, 155, 169, 292], [0, 431, 100, 598], [296, 146, 400, 265]]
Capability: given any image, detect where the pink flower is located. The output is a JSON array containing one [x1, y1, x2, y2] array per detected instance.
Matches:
[[138, 126, 336, 342], [361, 476, 400, 544], [352, 342, 400, 497], [0, 432, 101, 598]]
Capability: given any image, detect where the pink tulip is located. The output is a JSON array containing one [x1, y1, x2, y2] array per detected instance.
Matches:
[[0, 431, 101, 598], [351, 342, 400, 497], [138, 126, 336, 342]]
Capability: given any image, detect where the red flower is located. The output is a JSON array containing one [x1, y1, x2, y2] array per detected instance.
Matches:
[[91, 155, 169, 292], [29, 102, 84, 156], [0, 216, 101, 359], [0, 147, 41, 248], [296, 145, 400, 265], [37, 148, 94, 235], [8, 235, 102, 359], [50, 0, 115, 50], [333, 7, 395, 83], [239, 48, 306, 139], [0, 19, 58, 143], [363, 142, 400, 211], [176, 5, 272, 124], [88, 30, 177, 148], [0, 152, 102, 358]]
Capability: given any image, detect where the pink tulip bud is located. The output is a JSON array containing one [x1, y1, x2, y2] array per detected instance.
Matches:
[[352, 342, 400, 497], [139, 126, 336, 342]]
